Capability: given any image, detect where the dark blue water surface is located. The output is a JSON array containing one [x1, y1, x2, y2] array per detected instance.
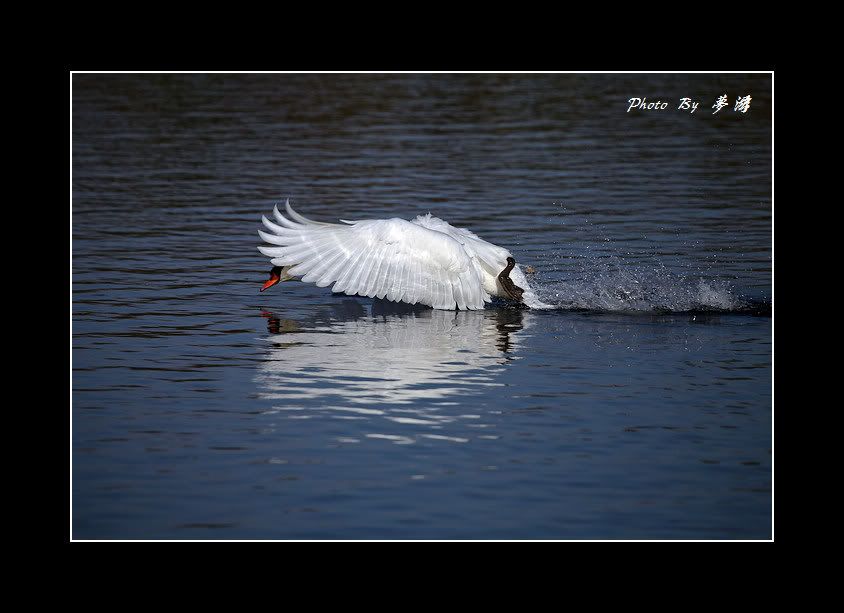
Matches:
[[72, 74, 772, 540]]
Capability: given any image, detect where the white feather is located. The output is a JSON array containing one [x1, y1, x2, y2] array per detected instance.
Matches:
[[256, 202, 552, 310]]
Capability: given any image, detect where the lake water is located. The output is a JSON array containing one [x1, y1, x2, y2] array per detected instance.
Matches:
[[72, 73, 772, 540]]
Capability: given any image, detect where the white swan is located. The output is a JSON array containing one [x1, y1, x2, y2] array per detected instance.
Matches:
[[257, 199, 551, 310]]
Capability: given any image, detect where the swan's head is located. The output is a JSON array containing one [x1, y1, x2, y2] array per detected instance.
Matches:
[[260, 266, 296, 292]]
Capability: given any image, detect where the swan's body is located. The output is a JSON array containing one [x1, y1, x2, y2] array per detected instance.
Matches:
[[257, 200, 551, 310]]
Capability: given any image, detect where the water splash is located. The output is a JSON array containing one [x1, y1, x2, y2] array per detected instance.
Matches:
[[520, 207, 771, 316], [532, 265, 768, 315]]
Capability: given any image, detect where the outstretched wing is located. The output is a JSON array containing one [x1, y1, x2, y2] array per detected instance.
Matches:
[[257, 203, 488, 310]]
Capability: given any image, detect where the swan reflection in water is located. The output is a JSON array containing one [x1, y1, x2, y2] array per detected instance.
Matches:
[[255, 299, 532, 442]]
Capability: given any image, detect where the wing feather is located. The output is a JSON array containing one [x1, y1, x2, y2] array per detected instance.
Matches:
[[389, 254, 406, 303], [300, 247, 346, 284], [405, 255, 417, 303], [415, 257, 426, 305], [374, 252, 393, 300], [465, 270, 479, 308], [315, 239, 358, 286], [313, 251, 350, 287], [452, 277, 466, 311], [344, 248, 374, 296], [257, 210, 491, 310], [362, 244, 387, 297], [261, 233, 338, 262], [403, 257, 416, 304], [435, 267, 448, 309], [433, 270, 445, 308], [332, 242, 369, 293], [284, 199, 337, 226], [272, 204, 307, 229]]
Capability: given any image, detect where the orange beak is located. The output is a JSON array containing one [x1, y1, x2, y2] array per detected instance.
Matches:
[[260, 266, 283, 292]]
